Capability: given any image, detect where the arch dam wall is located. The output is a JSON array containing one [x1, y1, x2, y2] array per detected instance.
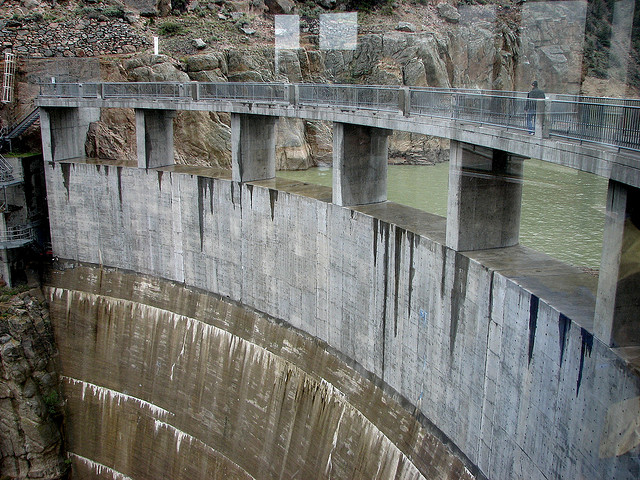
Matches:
[[43, 160, 640, 479]]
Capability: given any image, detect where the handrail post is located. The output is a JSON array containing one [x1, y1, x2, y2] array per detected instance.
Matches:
[[192, 82, 200, 102], [400, 87, 410, 116], [536, 98, 550, 139], [287, 84, 298, 106]]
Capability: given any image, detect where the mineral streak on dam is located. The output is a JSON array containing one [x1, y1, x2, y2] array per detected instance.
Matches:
[[38, 84, 640, 479]]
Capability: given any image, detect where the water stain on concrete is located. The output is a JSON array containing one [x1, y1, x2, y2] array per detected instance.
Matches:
[[116, 167, 123, 206], [528, 295, 539, 365], [450, 254, 470, 357], [246, 184, 254, 208], [559, 313, 571, 367], [268, 189, 278, 221], [408, 232, 417, 320], [381, 221, 390, 375], [577, 328, 594, 397], [61, 163, 71, 200], [197, 177, 215, 251]]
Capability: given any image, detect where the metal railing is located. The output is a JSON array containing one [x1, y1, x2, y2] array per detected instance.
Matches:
[[0, 224, 33, 247], [38, 81, 640, 153], [298, 84, 401, 112], [199, 82, 288, 103], [547, 99, 640, 151], [0, 153, 13, 182], [409, 88, 530, 131], [103, 82, 190, 99]]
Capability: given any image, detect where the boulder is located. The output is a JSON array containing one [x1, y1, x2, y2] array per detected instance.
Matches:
[[437, 3, 460, 24], [396, 22, 416, 33], [403, 58, 427, 86], [276, 118, 313, 170], [185, 53, 227, 73], [173, 112, 231, 167], [85, 119, 137, 164], [264, 0, 295, 14], [193, 38, 207, 50], [305, 121, 333, 166], [127, 58, 190, 82], [415, 36, 451, 87], [276, 50, 303, 82]]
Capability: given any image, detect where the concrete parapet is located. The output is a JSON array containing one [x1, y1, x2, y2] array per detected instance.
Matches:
[[595, 181, 640, 346], [446, 140, 524, 251], [39, 107, 100, 162], [135, 109, 176, 169], [231, 113, 277, 183], [333, 123, 392, 206]]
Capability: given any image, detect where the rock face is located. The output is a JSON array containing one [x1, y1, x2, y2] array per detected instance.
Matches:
[[0, 289, 67, 480], [85, 110, 138, 164], [515, 1, 588, 92]]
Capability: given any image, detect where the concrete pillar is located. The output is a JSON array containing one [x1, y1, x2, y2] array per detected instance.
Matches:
[[446, 140, 524, 251], [39, 107, 100, 162], [231, 113, 277, 183], [333, 123, 392, 207], [594, 181, 640, 347], [135, 109, 176, 169]]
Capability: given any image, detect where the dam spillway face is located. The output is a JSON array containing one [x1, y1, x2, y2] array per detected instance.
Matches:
[[46, 266, 475, 480]]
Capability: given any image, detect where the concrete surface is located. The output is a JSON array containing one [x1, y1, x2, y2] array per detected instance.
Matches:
[[43, 159, 640, 479], [332, 123, 391, 206], [231, 114, 277, 183], [446, 141, 524, 251], [36, 96, 640, 190]]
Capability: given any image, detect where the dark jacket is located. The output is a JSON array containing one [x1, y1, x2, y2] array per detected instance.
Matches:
[[526, 87, 545, 111]]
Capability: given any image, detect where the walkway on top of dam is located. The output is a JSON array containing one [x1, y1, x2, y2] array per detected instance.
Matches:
[[37, 81, 640, 189]]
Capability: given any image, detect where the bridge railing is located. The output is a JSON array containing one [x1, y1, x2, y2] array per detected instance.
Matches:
[[39, 82, 84, 98], [298, 84, 400, 112], [102, 82, 190, 99], [199, 82, 288, 104], [38, 81, 640, 152], [409, 88, 529, 131], [547, 99, 640, 151]]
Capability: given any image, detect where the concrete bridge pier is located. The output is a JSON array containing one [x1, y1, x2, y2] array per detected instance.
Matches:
[[231, 113, 277, 182], [135, 109, 176, 169], [332, 123, 392, 206], [39, 107, 100, 162], [595, 181, 640, 347], [446, 140, 524, 251]]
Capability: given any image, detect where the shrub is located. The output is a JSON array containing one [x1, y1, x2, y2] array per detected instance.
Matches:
[[103, 7, 126, 19], [158, 21, 185, 36]]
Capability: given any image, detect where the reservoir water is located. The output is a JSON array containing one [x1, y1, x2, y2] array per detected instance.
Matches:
[[278, 159, 607, 268]]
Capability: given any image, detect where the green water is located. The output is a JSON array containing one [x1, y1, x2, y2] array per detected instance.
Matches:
[[278, 160, 608, 268]]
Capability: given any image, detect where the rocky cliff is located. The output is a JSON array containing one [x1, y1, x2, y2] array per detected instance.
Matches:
[[0, 288, 67, 480]]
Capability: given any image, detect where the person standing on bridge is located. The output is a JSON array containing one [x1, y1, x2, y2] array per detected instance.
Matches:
[[525, 81, 545, 135]]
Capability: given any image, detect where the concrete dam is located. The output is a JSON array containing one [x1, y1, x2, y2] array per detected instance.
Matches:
[[39, 84, 640, 479]]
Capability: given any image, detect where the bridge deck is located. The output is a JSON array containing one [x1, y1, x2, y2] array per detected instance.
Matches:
[[37, 82, 640, 189]]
